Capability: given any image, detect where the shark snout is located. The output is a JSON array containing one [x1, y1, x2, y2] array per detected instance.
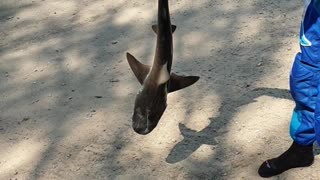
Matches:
[[132, 111, 149, 135], [132, 112, 158, 135], [133, 125, 150, 135], [132, 118, 151, 135], [132, 119, 158, 135]]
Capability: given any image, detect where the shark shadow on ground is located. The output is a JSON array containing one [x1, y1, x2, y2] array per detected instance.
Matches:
[[166, 87, 292, 163]]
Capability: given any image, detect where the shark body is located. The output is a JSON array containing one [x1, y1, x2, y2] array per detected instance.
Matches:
[[126, 0, 199, 135]]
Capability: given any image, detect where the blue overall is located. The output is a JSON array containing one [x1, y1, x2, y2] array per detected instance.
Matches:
[[290, 0, 320, 145]]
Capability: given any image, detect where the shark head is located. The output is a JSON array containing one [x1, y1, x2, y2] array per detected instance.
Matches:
[[126, 52, 200, 135], [131, 85, 167, 135]]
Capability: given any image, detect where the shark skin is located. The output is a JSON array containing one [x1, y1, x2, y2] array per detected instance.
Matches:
[[126, 0, 199, 135]]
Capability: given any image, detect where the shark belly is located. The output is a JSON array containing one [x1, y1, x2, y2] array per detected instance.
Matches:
[[157, 62, 170, 85]]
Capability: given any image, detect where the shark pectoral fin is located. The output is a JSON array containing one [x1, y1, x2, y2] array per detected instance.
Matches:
[[179, 123, 197, 137], [151, 25, 177, 34], [168, 73, 200, 93], [126, 52, 151, 85]]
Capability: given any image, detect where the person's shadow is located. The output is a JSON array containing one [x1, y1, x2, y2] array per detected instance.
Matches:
[[166, 87, 292, 163]]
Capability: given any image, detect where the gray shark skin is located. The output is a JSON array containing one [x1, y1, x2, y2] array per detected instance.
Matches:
[[126, 0, 199, 135]]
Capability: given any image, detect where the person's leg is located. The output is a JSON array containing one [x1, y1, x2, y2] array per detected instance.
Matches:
[[315, 78, 320, 145], [258, 53, 316, 178], [288, 0, 320, 147], [289, 53, 317, 146], [258, 0, 320, 177]]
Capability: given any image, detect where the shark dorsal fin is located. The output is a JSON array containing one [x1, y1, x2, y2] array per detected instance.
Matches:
[[168, 73, 200, 93], [126, 52, 151, 85], [152, 25, 177, 34]]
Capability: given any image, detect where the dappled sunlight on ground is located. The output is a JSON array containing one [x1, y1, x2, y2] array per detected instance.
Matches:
[[1, 0, 316, 179]]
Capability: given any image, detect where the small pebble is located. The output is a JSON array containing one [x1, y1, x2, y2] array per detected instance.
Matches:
[[110, 79, 119, 83], [22, 117, 30, 122], [111, 41, 118, 45], [31, 100, 39, 104]]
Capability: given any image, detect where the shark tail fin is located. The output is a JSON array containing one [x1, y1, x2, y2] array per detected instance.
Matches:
[[126, 52, 151, 85], [152, 25, 177, 34], [168, 73, 199, 93]]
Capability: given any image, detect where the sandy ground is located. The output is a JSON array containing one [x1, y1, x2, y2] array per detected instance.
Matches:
[[1, 0, 320, 179]]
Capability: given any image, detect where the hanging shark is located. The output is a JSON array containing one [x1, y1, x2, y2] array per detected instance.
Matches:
[[126, 0, 199, 135]]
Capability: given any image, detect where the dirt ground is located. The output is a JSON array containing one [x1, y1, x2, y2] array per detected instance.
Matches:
[[1, 0, 320, 179]]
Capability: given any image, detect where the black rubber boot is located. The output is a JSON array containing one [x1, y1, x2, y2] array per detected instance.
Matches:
[[258, 142, 314, 178]]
